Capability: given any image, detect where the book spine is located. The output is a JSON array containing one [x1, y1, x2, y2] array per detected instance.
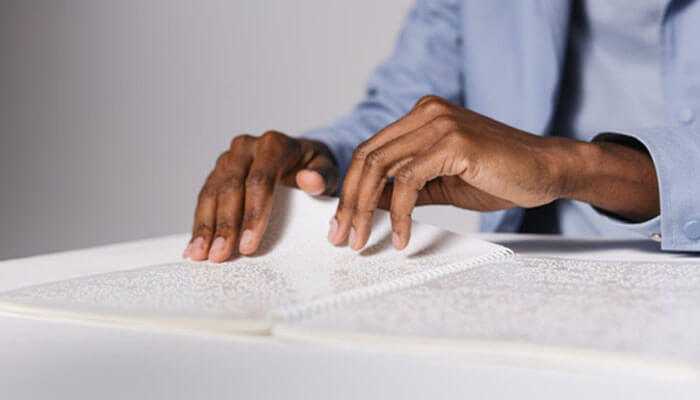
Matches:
[[271, 247, 514, 322]]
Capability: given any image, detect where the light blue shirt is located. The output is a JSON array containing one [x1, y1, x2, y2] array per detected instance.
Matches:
[[554, 0, 668, 238], [303, 0, 700, 251]]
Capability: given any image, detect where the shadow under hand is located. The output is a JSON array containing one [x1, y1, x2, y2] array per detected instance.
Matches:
[[358, 231, 393, 257], [253, 188, 291, 256], [406, 231, 458, 259], [358, 224, 460, 259], [250, 187, 338, 257]]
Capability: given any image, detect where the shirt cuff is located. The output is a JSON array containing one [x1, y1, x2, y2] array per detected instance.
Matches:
[[592, 127, 700, 251]]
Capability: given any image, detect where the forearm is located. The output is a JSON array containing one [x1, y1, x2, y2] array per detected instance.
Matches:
[[556, 138, 660, 222]]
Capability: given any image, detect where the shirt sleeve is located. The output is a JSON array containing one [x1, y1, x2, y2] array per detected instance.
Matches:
[[591, 127, 700, 251], [301, 0, 464, 186]]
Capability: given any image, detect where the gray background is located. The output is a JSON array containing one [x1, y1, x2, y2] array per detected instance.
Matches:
[[0, 0, 477, 260]]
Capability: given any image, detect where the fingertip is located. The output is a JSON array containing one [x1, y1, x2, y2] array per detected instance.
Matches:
[[238, 230, 257, 255], [327, 217, 339, 243], [349, 227, 365, 251], [182, 243, 192, 259], [188, 237, 210, 261], [296, 170, 326, 196], [392, 232, 408, 250], [208, 237, 228, 263], [392, 232, 402, 250]]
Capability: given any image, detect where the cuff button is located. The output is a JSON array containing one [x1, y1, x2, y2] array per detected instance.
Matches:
[[683, 220, 700, 240], [678, 108, 695, 125]]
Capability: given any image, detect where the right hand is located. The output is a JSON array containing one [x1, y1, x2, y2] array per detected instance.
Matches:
[[183, 131, 339, 262]]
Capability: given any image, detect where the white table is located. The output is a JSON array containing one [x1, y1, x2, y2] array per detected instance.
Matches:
[[1, 233, 697, 399]]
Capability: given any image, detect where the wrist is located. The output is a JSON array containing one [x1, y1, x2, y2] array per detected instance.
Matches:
[[549, 136, 660, 222], [544, 137, 601, 201]]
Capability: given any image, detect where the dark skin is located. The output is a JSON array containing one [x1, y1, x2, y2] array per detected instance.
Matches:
[[183, 132, 339, 262], [185, 95, 660, 261]]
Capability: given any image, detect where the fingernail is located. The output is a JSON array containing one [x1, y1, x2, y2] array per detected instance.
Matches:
[[182, 243, 192, 258], [307, 185, 324, 196], [349, 228, 357, 250], [188, 237, 207, 260], [239, 230, 254, 253], [192, 237, 205, 250], [327, 218, 338, 242], [208, 237, 226, 261], [392, 232, 402, 249]]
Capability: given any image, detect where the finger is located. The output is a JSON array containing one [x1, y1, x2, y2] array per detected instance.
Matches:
[[191, 136, 255, 262], [330, 97, 455, 246], [391, 147, 457, 250], [207, 137, 256, 262], [239, 131, 301, 255], [295, 152, 339, 196], [350, 121, 454, 250], [208, 155, 252, 261], [187, 173, 219, 261], [187, 141, 246, 260], [352, 95, 456, 160], [377, 180, 457, 211]]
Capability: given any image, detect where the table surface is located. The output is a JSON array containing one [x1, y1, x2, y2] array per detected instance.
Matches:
[[1, 232, 698, 400]]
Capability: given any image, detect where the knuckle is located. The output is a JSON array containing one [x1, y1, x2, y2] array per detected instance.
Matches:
[[337, 196, 351, 211], [246, 170, 274, 188], [260, 130, 287, 145], [226, 174, 246, 190], [230, 134, 255, 150], [198, 183, 218, 201], [416, 95, 450, 116], [215, 150, 232, 169], [445, 130, 468, 147], [352, 142, 372, 162], [431, 114, 459, 132], [214, 222, 234, 237], [258, 130, 292, 154], [337, 194, 358, 213], [364, 149, 387, 169], [218, 175, 245, 195], [415, 94, 441, 108], [242, 207, 263, 224], [390, 210, 411, 225], [193, 223, 214, 237], [460, 157, 480, 182], [395, 168, 420, 189]]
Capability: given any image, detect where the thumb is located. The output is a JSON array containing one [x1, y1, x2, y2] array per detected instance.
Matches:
[[295, 153, 339, 196]]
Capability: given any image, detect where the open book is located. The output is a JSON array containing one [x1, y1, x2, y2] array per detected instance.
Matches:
[[1, 189, 699, 381]]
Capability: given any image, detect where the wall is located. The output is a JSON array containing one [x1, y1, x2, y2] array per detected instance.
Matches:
[[0, 0, 478, 260]]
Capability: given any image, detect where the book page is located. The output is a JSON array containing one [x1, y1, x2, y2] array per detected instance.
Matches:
[[276, 256, 700, 379], [0, 188, 511, 335]]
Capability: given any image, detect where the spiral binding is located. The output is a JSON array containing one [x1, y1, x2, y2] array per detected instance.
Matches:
[[271, 246, 515, 322]]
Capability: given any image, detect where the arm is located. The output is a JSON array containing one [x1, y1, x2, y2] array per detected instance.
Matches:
[[583, 128, 700, 251], [303, 0, 464, 184], [557, 136, 659, 223]]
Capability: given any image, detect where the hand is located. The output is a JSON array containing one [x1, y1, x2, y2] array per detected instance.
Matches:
[[184, 131, 338, 262], [327, 95, 659, 250]]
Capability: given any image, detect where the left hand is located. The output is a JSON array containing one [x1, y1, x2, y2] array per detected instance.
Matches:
[[326, 95, 579, 250]]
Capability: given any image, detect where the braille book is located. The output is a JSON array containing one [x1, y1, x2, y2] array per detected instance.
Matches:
[[1, 189, 699, 382]]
